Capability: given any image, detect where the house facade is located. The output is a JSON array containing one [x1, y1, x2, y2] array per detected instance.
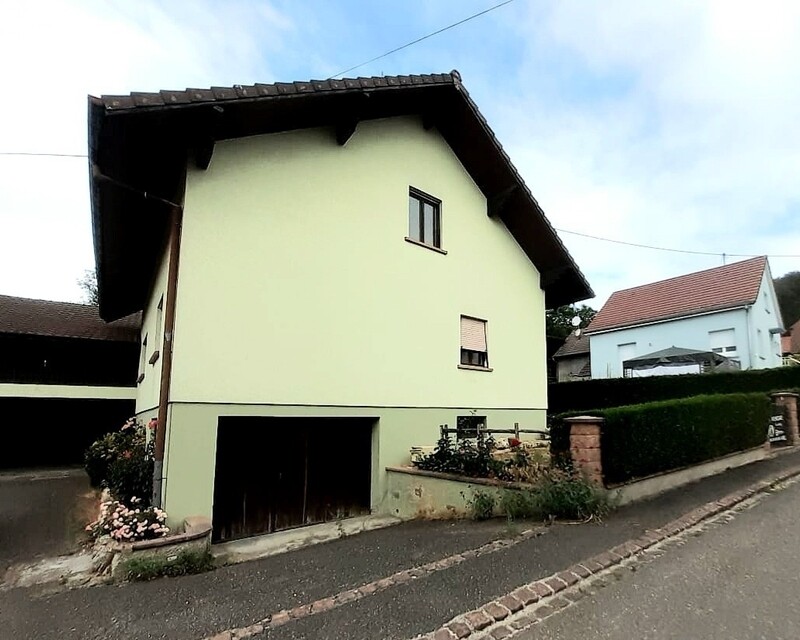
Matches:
[[88, 72, 592, 540], [0, 294, 138, 468], [782, 318, 800, 363], [552, 332, 591, 382], [587, 257, 783, 379]]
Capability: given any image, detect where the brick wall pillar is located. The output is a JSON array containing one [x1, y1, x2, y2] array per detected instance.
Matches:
[[771, 392, 799, 446], [564, 415, 605, 487]]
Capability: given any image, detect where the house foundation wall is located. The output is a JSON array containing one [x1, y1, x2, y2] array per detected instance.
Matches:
[[147, 402, 545, 529]]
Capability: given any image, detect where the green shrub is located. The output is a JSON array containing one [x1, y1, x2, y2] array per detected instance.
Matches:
[[532, 468, 610, 520], [84, 420, 141, 488], [552, 392, 771, 485], [548, 366, 800, 415], [499, 489, 538, 520], [107, 439, 155, 507], [414, 434, 511, 480], [601, 393, 770, 484], [84, 419, 154, 507], [467, 490, 496, 520], [122, 549, 214, 581]]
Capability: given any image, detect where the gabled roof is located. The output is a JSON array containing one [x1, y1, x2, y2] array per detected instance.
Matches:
[[88, 71, 592, 320], [553, 332, 590, 359], [587, 256, 768, 334], [0, 294, 140, 342]]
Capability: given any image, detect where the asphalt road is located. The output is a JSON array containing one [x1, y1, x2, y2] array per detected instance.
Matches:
[[524, 476, 800, 640], [0, 469, 92, 573], [3, 452, 800, 640]]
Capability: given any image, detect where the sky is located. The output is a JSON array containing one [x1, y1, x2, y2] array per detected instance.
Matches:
[[1, 0, 799, 310]]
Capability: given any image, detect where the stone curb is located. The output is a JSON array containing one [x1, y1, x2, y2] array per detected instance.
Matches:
[[416, 462, 800, 640]]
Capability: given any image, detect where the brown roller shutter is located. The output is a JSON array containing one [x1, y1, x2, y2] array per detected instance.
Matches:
[[460, 316, 487, 351]]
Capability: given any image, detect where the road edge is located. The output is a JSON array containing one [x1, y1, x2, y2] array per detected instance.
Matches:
[[418, 461, 800, 640]]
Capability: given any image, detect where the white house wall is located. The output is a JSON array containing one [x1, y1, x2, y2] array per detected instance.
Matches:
[[170, 116, 547, 409], [589, 308, 752, 378]]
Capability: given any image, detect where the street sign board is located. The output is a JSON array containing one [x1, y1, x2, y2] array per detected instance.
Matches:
[[769, 406, 788, 445]]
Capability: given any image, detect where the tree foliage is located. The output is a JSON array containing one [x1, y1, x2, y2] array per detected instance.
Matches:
[[775, 271, 800, 327], [546, 304, 597, 339], [78, 268, 99, 306]]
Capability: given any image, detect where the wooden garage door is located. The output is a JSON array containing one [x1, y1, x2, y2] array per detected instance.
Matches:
[[212, 417, 374, 542]]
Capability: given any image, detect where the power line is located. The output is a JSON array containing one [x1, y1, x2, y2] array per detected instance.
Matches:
[[0, 157, 796, 258], [0, 151, 87, 158], [328, 0, 518, 79], [555, 227, 800, 259]]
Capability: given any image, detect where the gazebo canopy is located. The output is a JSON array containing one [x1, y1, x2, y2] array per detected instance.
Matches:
[[623, 346, 731, 371]]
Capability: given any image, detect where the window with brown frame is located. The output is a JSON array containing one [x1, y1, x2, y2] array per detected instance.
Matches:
[[407, 187, 441, 249], [460, 316, 489, 369], [137, 334, 147, 384]]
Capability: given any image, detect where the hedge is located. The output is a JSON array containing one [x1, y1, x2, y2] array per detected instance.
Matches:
[[551, 392, 772, 485], [548, 366, 800, 415]]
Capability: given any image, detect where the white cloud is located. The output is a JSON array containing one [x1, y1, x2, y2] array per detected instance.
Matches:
[[0, 0, 294, 302], [492, 0, 800, 307]]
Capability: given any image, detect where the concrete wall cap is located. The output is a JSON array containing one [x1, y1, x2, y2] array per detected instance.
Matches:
[[563, 415, 605, 423], [771, 391, 799, 398]]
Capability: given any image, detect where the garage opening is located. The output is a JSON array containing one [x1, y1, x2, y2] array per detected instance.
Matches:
[[212, 416, 375, 543]]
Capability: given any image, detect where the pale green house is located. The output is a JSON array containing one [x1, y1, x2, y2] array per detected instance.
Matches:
[[88, 71, 592, 541]]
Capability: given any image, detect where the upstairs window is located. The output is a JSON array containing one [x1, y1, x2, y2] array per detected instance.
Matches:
[[137, 334, 148, 384], [460, 316, 490, 370], [709, 328, 737, 360], [407, 187, 441, 249]]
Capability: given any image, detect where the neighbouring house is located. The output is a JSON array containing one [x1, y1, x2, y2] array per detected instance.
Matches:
[[552, 332, 591, 382], [782, 319, 800, 364], [586, 256, 784, 379], [88, 71, 592, 541], [0, 294, 138, 468]]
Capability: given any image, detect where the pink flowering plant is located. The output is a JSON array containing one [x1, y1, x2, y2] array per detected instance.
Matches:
[[86, 496, 169, 542]]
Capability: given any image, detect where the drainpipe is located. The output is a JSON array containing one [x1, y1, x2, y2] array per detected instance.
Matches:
[[152, 205, 184, 508]]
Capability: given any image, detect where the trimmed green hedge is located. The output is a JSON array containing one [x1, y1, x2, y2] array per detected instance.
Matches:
[[551, 393, 771, 485], [548, 367, 800, 415]]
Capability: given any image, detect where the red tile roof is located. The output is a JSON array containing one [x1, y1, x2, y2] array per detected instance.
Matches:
[[0, 294, 140, 342], [587, 256, 767, 334], [553, 332, 590, 358]]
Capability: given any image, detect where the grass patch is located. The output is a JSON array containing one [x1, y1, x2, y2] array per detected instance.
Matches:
[[122, 548, 215, 581], [465, 489, 496, 521]]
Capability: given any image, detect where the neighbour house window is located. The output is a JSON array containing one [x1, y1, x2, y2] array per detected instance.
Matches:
[[709, 328, 737, 360], [457, 415, 486, 440], [460, 316, 490, 370], [407, 187, 442, 250], [150, 295, 164, 365]]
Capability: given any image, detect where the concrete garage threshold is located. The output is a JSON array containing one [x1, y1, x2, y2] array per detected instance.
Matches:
[[211, 514, 403, 565]]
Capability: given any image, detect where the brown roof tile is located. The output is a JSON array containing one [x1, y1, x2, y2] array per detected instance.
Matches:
[[553, 332, 591, 358], [0, 294, 140, 342], [588, 257, 767, 334]]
